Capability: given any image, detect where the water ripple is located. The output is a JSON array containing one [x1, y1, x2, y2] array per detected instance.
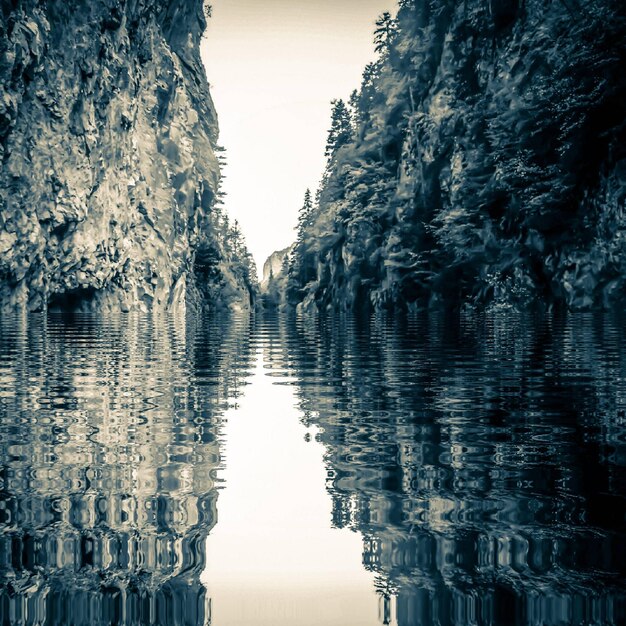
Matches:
[[1, 310, 626, 624]]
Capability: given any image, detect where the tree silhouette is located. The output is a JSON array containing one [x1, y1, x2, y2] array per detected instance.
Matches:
[[325, 99, 353, 159], [374, 11, 398, 55], [296, 188, 313, 239]]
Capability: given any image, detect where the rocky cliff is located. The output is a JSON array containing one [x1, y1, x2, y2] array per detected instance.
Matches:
[[285, 0, 626, 311], [260, 246, 289, 290], [259, 245, 290, 306], [0, 0, 251, 312]]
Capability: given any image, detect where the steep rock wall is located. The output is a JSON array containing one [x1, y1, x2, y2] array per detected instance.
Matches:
[[260, 247, 288, 288], [288, 0, 626, 311], [0, 0, 246, 311], [259, 245, 290, 307]]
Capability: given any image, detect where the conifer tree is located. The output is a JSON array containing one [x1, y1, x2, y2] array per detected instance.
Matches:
[[352, 63, 381, 126], [325, 99, 353, 159], [348, 89, 361, 130], [374, 11, 398, 55], [285, 189, 316, 303], [296, 188, 313, 239]]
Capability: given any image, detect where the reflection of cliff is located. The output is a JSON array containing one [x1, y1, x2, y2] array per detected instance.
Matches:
[[271, 312, 626, 625], [0, 312, 254, 625]]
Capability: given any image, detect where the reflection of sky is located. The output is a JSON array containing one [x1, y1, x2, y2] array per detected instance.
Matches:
[[201, 0, 396, 272], [203, 348, 387, 626]]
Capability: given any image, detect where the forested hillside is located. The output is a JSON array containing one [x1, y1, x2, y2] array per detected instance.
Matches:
[[276, 0, 626, 311]]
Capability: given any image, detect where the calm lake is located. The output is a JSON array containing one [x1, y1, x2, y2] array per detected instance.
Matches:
[[1, 310, 625, 626]]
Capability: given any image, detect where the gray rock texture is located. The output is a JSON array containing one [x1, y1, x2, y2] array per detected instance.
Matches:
[[260, 246, 289, 292], [259, 245, 290, 308], [0, 0, 248, 312]]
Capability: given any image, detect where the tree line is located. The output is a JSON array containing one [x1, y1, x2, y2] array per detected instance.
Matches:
[[269, 0, 626, 311]]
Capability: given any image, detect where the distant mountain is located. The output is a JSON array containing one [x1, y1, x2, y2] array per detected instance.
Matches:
[[261, 246, 290, 290], [283, 0, 626, 311], [0, 0, 255, 312], [260, 245, 290, 306]]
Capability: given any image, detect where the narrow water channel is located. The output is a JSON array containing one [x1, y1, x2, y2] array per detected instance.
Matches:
[[203, 342, 382, 625], [1, 311, 625, 625]]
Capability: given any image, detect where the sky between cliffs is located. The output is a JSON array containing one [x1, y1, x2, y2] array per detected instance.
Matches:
[[201, 0, 396, 273]]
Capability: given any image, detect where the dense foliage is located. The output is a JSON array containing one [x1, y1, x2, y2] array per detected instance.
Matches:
[[280, 0, 626, 311], [194, 146, 258, 307]]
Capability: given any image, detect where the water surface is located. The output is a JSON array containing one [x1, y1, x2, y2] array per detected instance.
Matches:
[[1, 311, 625, 625]]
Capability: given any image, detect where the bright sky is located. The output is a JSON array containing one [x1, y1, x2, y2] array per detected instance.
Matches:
[[200, 0, 397, 272]]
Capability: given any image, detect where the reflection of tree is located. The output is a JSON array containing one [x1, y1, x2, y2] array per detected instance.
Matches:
[[271, 311, 626, 625], [0, 312, 254, 625]]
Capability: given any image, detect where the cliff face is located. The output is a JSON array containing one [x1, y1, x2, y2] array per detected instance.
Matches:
[[260, 247, 289, 290], [259, 245, 289, 306], [0, 0, 249, 312], [286, 0, 626, 311]]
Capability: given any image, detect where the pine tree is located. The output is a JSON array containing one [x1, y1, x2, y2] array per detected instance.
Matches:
[[296, 188, 313, 240], [324, 99, 353, 159], [348, 89, 361, 130], [280, 252, 290, 276], [374, 11, 398, 55], [284, 189, 317, 304], [352, 63, 382, 127]]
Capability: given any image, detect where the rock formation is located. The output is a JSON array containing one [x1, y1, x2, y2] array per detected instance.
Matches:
[[283, 0, 626, 311], [0, 0, 252, 312], [259, 245, 290, 306], [260, 246, 289, 291]]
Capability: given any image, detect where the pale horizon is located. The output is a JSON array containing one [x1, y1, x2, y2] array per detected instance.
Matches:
[[201, 0, 397, 273]]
